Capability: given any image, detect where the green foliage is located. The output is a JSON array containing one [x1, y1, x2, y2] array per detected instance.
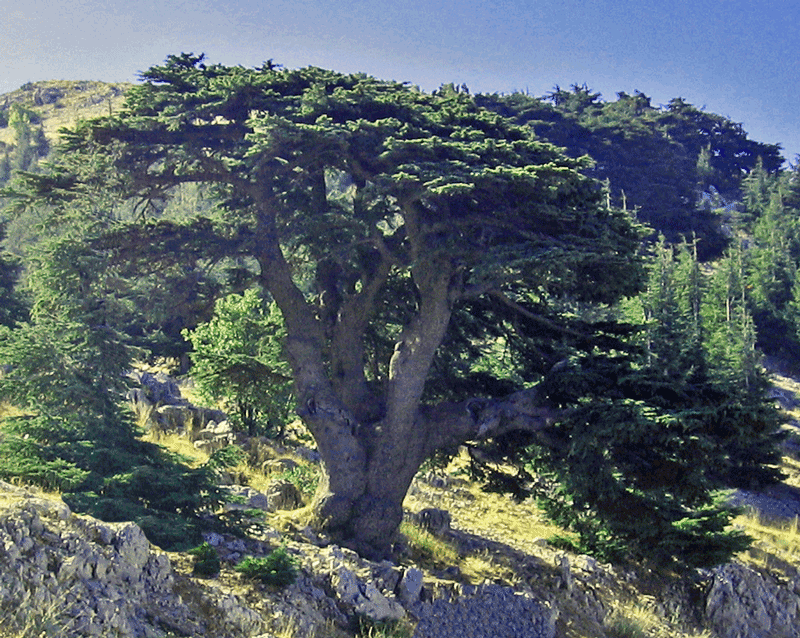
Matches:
[[189, 542, 221, 577], [522, 240, 782, 568], [356, 616, 414, 638], [183, 289, 293, 437], [0, 231, 27, 327], [234, 546, 297, 587], [0, 236, 224, 550], [605, 616, 649, 638], [2, 54, 789, 568], [478, 88, 782, 260], [206, 444, 246, 469], [277, 464, 320, 500]]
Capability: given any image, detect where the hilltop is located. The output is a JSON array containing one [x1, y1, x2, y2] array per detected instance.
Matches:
[[0, 80, 130, 149]]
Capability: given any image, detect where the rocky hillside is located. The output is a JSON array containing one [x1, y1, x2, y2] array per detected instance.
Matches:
[[0, 80, 130, 149], [1, 370, 799, 638]]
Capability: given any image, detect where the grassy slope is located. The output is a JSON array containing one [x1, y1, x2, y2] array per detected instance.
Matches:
[[0, 80, 130, 148]]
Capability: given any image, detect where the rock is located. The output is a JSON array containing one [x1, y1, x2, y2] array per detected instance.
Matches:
[[263, 457, 300, 473], [416, 508, 451, 535], [332, 567, 405, 622], [398, 567, 424, 605], [267, 480, 304, 511], [412, 584, 556, 638], [0, 483, 262, 637], [705, 562, 800, 638]]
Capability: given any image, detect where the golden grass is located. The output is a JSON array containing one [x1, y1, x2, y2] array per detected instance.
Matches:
[[399, 520, 460, 570], [141, 430, 211, 468], [734, 510, 800, 573], [0, 587, 79, 638], [605, 599, 712, 638], [0, 80, 130, 148], [0, 402, 27, 419]]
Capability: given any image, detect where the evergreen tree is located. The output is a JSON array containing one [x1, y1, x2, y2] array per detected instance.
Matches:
[[704, 241, 760, 390], [0, 223, 27, 327], [0, 235, 222, 549], [4, 54, 784, 566], [183, 288, 293, 437]]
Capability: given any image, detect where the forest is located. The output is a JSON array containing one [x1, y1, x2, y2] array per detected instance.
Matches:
[[0, 54, 797, 569]]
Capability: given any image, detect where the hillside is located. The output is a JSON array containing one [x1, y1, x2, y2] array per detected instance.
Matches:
[[2, 368, 800, 638], [0, 80, 130, 149], [2, 65, 800, 638]]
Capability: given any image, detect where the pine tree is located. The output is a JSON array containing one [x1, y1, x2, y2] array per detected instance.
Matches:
[[704, 241, 759, 390], [0, 235, 222, 549]]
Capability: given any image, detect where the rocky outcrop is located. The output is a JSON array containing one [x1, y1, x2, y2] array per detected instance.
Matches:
[[705, 562, 800, 638], [0, 481, 262, 637], [412, 584, 557, 638]]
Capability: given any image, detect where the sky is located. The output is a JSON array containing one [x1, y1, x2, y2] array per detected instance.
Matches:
[[2, 0, 798, 163]]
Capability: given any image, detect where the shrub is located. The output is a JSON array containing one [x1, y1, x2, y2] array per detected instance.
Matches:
[[206, 445, 245, 470], [183, 290, 294, 437], [234, 546, 296, 587], [188, 542, 221, 577], [278, 464, 320, 500]]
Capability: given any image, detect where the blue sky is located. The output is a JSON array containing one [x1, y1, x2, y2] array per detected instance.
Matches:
[[2, 0, 798, 163]]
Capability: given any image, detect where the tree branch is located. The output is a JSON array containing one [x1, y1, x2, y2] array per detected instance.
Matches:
[[421, 386, 561, 456], [488, 290, 590, 340]]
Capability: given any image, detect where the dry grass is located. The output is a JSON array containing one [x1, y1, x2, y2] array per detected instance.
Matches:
[[604, 599, 712, 638], [399, 520, 460, 570], [0, 588, 79, 638], [0, 80, 130, 148], [0, 402, 27, 419], [140, 430, 211, 468]]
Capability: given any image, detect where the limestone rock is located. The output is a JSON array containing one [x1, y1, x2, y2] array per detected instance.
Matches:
[[415, 508, 451, 535], [266, 479, 304, 511], [705, 562, 800, 638], [398, 567, 424, 605], [0, 481, 261, 638], [412, 584, 556, 638]]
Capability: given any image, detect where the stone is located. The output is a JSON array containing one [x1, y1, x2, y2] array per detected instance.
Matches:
[[416, 508, 451, 535], [359, 580, 405, 622], [412, 585, 556, 638], [264, 457, 300, 473], [705, 562, 800, 638], [266, 480, 304, 511], [398, 567, 424, 605]]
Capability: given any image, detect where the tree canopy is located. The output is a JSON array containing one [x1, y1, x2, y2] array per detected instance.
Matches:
[[1, 54, 784, 566]]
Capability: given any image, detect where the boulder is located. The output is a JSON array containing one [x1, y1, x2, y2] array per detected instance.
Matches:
[[266, 479, 304, 511], [412, 584, 556, 638], [705, 562, 800, 638], [415, 508, 451, 535], [0, 481, 261, 638]]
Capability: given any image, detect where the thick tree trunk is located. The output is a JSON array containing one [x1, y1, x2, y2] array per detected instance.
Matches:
[[255, 202, 559, 558], [310, 416, 429, 558], [308, 386, 558, 558]]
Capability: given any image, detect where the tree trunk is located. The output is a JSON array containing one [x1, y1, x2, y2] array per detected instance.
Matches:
[[310, 415, 429, 558], [255, 203, 559, 558], [308, 387, 558, 558]]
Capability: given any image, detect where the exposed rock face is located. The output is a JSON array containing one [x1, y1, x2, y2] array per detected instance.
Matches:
[[412, 584, 557, 638], [127, 370, 226, 439], [705, 562, 800, 638], [0, 481, 262, 637]]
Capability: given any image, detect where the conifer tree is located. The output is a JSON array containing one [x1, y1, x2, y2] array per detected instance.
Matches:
[[3, 54, 784, 566], [0, 235, 222, 549], [704, 241, 760, 390]]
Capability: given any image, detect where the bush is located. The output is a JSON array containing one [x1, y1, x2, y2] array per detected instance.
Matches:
[[234, 546, 296, 587], [278, 464, 320, 500], [189, 542, 221, 577], [206, 445, 245, 470], [182, 290, 294, 437]]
